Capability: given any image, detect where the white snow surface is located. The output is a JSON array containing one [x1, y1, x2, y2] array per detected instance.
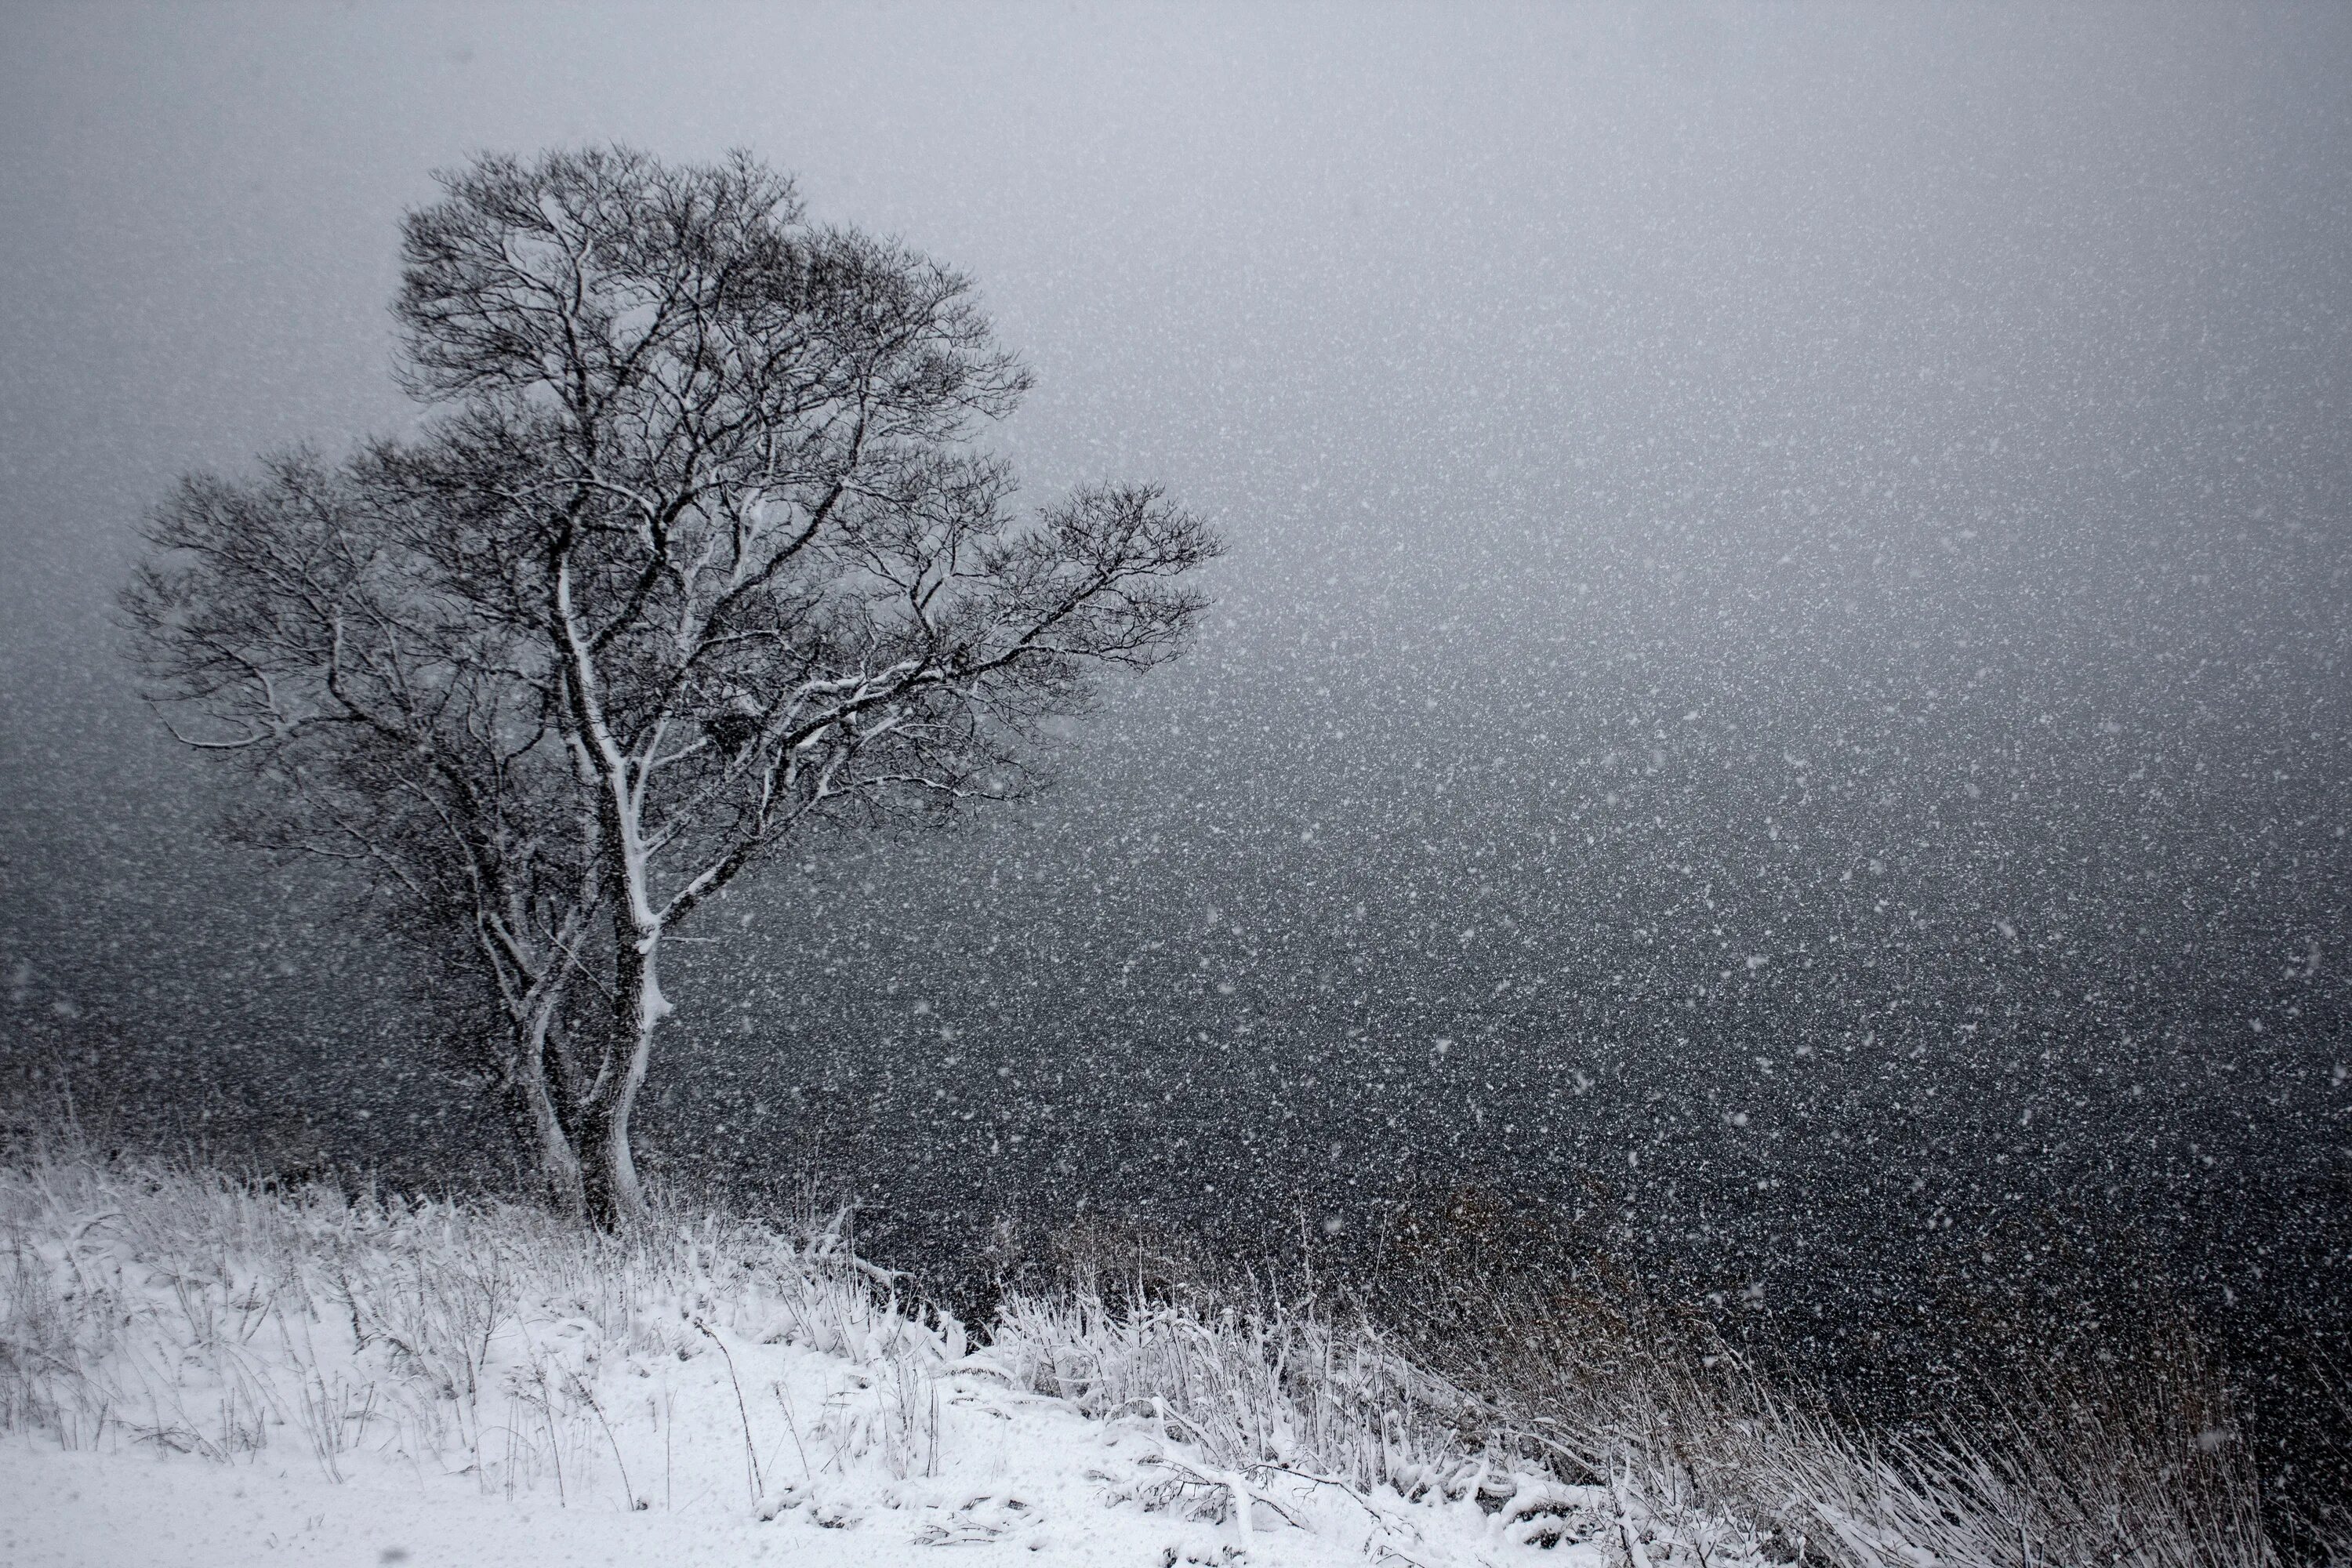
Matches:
[[0, 1159, 1641, 1568], [0, 1377, 1418, 1567]]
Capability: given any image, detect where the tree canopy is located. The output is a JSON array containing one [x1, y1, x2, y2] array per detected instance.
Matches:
[[128, 147, 1222, 1223]]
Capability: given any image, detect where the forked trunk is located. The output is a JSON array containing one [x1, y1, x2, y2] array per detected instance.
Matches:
[[581, 915, 667, 1230], [492, 971, 590, 1221]]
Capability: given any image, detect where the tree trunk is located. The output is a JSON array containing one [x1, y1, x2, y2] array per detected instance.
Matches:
[[581, 916, 666, 1229], [524, 1087, 586, 1219], [519, 1014, 587, 1222]]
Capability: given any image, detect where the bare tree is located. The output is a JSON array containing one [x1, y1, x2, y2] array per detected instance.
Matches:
[[127, 147, 1222, 1225]]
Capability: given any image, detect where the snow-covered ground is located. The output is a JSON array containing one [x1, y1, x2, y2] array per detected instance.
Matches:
[[6, 1150, 2278, 1568], [0, 1370, 1473, 1567], [2, 1441, 1044, 1566], [0, 1156, 1642, 1568]]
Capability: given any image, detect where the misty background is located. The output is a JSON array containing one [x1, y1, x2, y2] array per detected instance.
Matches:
[[3, 0, 2349, 1498]]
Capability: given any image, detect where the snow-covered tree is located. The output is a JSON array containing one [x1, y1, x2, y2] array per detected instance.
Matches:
[[126, 147, 1221, 1225]]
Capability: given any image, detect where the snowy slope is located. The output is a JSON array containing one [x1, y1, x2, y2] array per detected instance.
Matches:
[[0, 1157, 1638, 1568]]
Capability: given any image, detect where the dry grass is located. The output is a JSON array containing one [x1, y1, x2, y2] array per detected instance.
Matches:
[[0, 1139, 937, 1504], [992, 1236, 2337, 1567], [992, 1284, 1483, 1491], [1493, 1313, 2289, 1568]]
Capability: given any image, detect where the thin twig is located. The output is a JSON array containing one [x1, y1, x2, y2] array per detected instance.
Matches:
[[692, 1316, 762, 1503]]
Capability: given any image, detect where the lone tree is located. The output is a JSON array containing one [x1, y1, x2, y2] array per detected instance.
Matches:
[[126, 147, 1221, 1225]]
